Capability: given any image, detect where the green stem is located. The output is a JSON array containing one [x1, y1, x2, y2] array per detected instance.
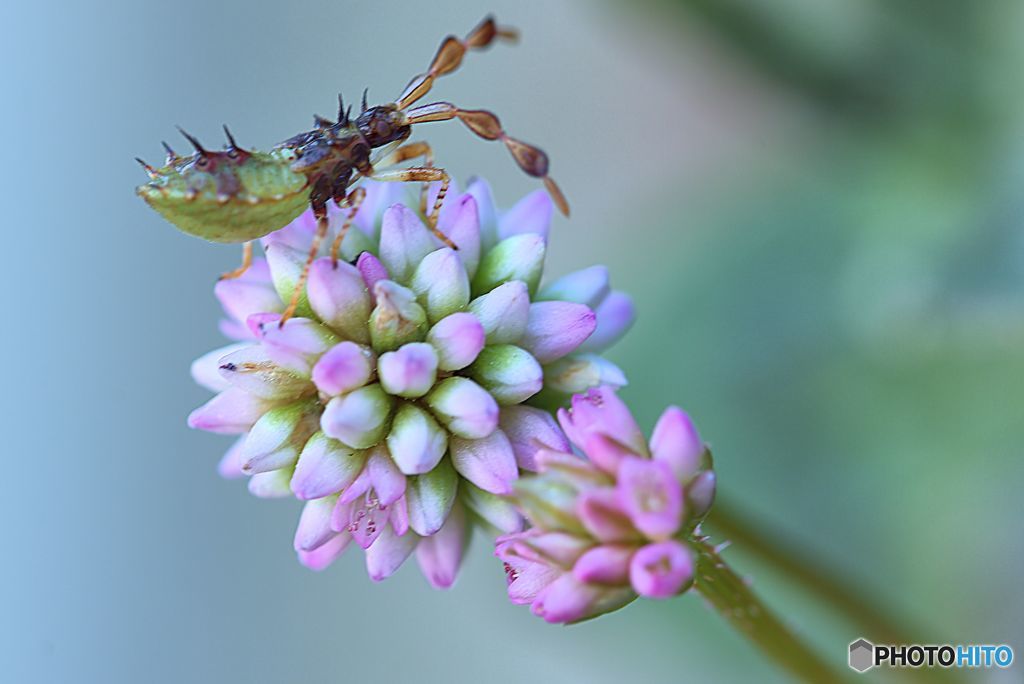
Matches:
[[707, 502, 913, 645], [693, 539, 842, 683], [706, 502, 961, 684]]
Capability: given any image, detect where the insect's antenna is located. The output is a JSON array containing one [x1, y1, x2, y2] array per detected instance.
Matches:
[[395, 15, 519, 110], [135, 157, 157, 177], [405, 102, 569, 216], [176, 127, 208, 155]]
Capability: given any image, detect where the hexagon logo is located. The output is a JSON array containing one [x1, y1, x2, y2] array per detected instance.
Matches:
[[849, 638, 875, 672]]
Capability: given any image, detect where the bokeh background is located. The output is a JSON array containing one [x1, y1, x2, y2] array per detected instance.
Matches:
[[3, 0, 1022, 681]]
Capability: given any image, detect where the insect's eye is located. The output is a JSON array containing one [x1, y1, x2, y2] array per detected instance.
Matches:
[[227, 149, 239, 160], [196, 156, 209, 168]]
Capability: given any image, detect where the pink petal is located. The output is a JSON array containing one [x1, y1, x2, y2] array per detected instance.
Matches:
[[520, 301, 596, 364], [378, 204, 441, 282], [190, 343, 250, 392], [365, 526, 418, 582], [367, 447, 407, 506], [558, 386, 647, 456], [356, 251, 389, 302], [214, 259, 281, 324], [294, 496, 340, 552], [436, 193, 481, 279], [306, 258, 372, 343], [617, 457, 684, 540], [576, 487, 640, 543], [311, 342, 375, 397], [426, 312, 486, 371], [297, 531, 352, 571]]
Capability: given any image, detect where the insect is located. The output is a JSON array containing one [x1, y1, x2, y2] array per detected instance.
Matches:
[[136, 15, 568, 323]]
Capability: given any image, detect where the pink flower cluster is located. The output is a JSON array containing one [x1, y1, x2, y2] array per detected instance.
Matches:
[[496, 387, 716, 623]]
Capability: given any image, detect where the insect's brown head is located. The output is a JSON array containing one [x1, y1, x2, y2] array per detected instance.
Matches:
[[356, 104, 411, 148]]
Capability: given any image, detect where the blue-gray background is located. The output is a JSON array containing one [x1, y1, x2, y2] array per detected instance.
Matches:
[[3, 0, 1022, 682]]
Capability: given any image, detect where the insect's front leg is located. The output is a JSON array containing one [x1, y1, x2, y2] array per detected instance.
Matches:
[[369, 166, 455, 248], [218, 240, 253, 281], [374, 141, 436, 215]]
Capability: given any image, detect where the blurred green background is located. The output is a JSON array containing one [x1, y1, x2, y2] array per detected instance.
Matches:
[[2, 0, 1021, 681]]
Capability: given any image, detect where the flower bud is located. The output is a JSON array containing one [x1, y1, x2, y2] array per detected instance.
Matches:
[[572, 544, 634, 585], [409, 247, 470, 322], [187, 388, 271, 435], [650, 406, 703, 481], [461, 481, 523, 534], [217, 345, 309, 400], [466, 345, 543, 405], [254, 317, 339, 377], [538, 265, 610, 309], [405, 457, 458, 536], [425, 377, 498, 439], [214, 260, 282, 329], [378, 343, 438, 398], [498, 189, 553, 241], [320, 384, 394, 449], [368, 280, 428, 353], [426, 312, 485, 370], [629, 541, 694, 599], [248, 468, 293, 498], [311, 342, 375, 397], [416, 501, 468, 589], [520, 301, 596, 364], [578, 290, 635, 353], [617, 457, 683, 540], [543, 354, 627, 394], [449, 430, 518, 495], [498, 405, 570, 472], [386, 402, 448, 475], [307, 258, 372, 343], [685, 469, 716, 520], [472, 234, 545, 297], [379, 204, 441, 282], [241, 399, 321, 474], [468, 280, 530, 344], [290, 431, 366, 500]]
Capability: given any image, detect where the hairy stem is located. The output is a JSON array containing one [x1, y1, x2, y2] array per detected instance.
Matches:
[[693, 539, 841, 682]]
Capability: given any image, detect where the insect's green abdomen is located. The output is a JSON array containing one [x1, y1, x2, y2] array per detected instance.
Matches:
[[137, 150, 310, 243]]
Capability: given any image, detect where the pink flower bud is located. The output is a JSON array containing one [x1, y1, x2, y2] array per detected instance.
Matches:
[[378, 343, 438, 398], [426, 312, 485, 371], [617, 457, 684, 540], [311, 341, 375, 397], [629, 540, 694, 599]]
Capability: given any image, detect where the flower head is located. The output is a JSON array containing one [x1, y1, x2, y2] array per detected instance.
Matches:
[[497, 386, 716, 623], [189, 179, 634, 586]]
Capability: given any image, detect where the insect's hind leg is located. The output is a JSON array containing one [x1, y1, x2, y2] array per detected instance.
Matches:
[[280, 181, 332, 326], [369, 166, 456, 249], [329, 187, 367, 266], [218, 241, 254, 281]]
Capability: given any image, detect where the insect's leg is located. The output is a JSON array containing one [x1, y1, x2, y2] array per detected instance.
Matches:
[[329, 187, 367, 266], [405, 102, 569, 216], [280, 180, 331, 326], [218, 241, 253, 281], [395, 16, 518, 110], [369, 166, 456, 248], [370, 141, 436, 215]]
